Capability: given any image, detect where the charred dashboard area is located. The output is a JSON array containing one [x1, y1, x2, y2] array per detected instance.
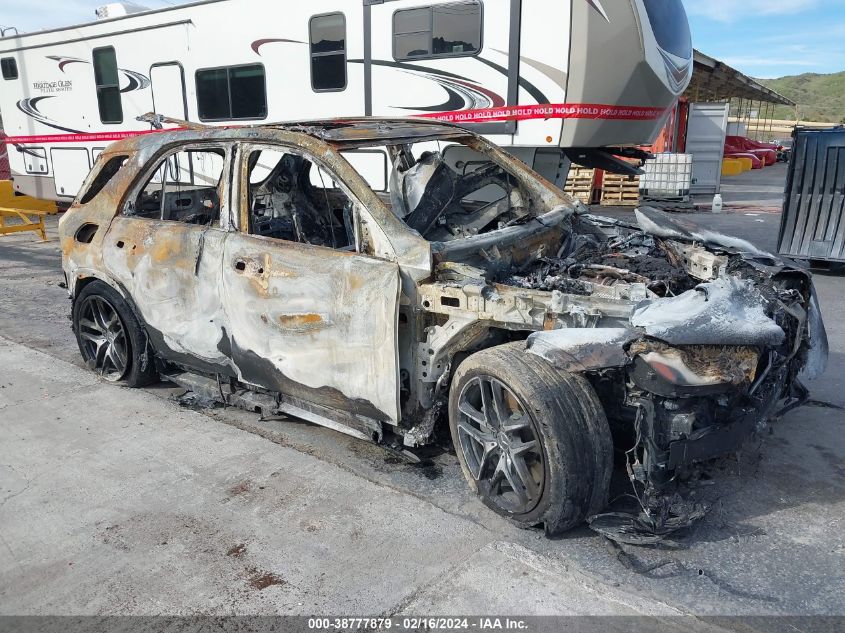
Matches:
[[502, 225, 698, 298]]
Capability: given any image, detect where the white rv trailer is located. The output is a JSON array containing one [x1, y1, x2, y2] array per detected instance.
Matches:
[[0, 0, 693, 202]]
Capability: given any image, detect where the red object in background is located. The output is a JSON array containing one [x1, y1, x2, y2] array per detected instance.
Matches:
[[676, 99, 690, 153], [733, 136, 778, 151], [0, 131, 10, 181], [642, 97, 689, 154], [726, 136, 777, 166], [758, 151, 777, 166], [649, 103, 674, 153], [724, 148, 764, 169]]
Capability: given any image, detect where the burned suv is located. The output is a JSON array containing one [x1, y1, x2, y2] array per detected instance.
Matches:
[[60, 117, 827, 536]]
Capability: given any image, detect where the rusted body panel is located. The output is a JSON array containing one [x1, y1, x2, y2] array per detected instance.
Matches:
[[221, 233, 401, 423], [103, 219, 232, 371], [63, 127, 410, 425]]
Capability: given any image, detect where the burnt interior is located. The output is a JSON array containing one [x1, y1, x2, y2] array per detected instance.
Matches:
[[387, 143, 530, 241], [247, 149, 355, 249], [243, 138, 538, 251], [133, 148, 225, 226], [502, 220, 697, 298]]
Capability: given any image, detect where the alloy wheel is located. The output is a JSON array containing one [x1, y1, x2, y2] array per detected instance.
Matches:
[[77, 295, 129, 382], [456, 375, 545, 514]]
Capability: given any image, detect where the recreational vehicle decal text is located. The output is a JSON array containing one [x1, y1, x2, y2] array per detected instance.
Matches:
[[33, 81, 73, 94]]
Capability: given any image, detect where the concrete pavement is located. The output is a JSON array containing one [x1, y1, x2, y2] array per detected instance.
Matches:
[[0, 337, 687, 618]]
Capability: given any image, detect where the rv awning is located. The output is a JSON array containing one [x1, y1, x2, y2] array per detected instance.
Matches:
[[685, 50, 794, 106]]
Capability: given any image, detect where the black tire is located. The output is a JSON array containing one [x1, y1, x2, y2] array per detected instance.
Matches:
[[72, 280, 158, 387], [448, 342, 612, 535], [562, 369, 614, 519]]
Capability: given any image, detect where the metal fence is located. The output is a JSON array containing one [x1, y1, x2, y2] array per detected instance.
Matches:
[[777, 127, 845, 261]]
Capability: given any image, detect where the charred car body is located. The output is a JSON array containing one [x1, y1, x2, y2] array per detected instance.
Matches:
[[59, 118, 827, 536]]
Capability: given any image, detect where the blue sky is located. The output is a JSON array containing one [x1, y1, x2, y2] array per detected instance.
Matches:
[[2, 0, 843, 79], [683, 0, 845, 77]]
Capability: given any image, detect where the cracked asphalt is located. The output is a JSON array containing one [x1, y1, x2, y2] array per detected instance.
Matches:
[[0, 165, 843, 621]]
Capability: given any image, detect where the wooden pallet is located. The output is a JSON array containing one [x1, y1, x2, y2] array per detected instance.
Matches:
[[563, 167, 596, 204], [600, 173, 640, 207]]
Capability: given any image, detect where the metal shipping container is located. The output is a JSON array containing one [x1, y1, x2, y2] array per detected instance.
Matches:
[[777, 127, 845, 261], [686, 102, 729, 195]]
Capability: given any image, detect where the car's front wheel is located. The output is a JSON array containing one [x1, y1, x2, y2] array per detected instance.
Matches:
[[448, 343, 612, 535], [72, 280, 157, 387]]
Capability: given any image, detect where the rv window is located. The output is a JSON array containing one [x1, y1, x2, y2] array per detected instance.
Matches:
[[79, 155, 128, 204], [642, 0, 692, 59], [92, 47, 123, 124], [196, 64, 267, 121], [1, 57, 18, 80], [393, 1, 481, 60], [131, 148, 225, 225], [230, 66, 267, 118], [310, 13, 347, 91]]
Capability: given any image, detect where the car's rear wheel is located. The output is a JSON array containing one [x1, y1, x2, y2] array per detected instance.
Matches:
[[72, 280, 157, 387], [448, 343, 612, 535]]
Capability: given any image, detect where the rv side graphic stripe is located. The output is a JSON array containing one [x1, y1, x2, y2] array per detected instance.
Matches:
[[419, 103, 668, 123]]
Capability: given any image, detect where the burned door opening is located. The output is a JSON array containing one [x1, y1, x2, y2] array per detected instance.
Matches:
[[219, 142, 403, 426], [103, 144, 232, 375]]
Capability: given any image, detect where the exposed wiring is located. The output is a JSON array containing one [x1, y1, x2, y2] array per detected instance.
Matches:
[[625, 406, 649, 515]]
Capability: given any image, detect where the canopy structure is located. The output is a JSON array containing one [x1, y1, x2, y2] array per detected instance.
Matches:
[[684, 50, 795, 141], [686, 50, 794, 106]]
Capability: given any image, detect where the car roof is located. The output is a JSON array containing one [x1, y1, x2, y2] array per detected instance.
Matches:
[[108, 117, 474, 154], [272, 117, 472, 142]]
